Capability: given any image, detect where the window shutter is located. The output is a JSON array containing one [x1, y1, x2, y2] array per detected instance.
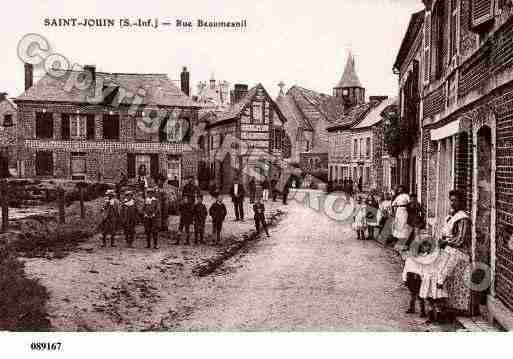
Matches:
[[424, 12, 431, 84], [471, 0, 494, 27], [127, 153, 136, 178], [61, 114, 70, 139]]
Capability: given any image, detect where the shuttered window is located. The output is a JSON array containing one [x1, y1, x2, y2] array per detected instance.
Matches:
[[127, 153, 136, 178], [424, 12, 432, 84], [450, 0, 459, 59], [471, 0, 495, 28]]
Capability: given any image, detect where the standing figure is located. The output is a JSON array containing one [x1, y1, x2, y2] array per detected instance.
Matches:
[[253, 197, 270, 237], [248, 177, 257, 204], [271, 176, 278, 202], [137, 164, 149, 196], [282, 177, 291, 205], [157, 179, 170, 232], [262, 177, 270, 202], [177, 196, 195, 245], [209, 193, 227, 244], [182, 177, 199, 202], [230, 178, 245, 221], [391, 185, 412, 251], [193, 195, 208, 245], [358, 176, 363, 193], [142, 188, 161, 249], [169, 175, 180, 188], [352, 197, 368, 241], [100, 189, 120, 248], [121, 190, 139, 248], [348, 178, 354, 197]]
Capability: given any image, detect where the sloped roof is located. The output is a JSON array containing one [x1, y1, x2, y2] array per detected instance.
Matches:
[[276, 90, 313, 131], [16, 70, 198, 107], [335, 53, 364, 89], [353, 97, 397, 129], [393, 10, 425, 72], [326, 102, 373, 131]]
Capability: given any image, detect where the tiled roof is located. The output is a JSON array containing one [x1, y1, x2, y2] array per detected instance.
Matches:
[[393, 10, 425, 72], [335, 53, 363, 89], [353, 97, 397, 129], [276, 90, 313, 131], [326, 102, 373, 131], [16, 70, 198, 107]]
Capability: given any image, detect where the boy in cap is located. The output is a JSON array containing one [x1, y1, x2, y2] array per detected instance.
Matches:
[[121, 190, 139, 248], [100, 189, 120, 248], [177, 195, 195, 245], [142, 187, 161, 249], [253, 196, 270, 237], [209, 192, 227, 245], [193, 195, 208, 245]]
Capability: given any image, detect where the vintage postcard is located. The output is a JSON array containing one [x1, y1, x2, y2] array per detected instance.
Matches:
[[1, 0, 511, 356]]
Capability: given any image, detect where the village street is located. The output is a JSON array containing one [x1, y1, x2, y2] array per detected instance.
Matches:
[[175, 194, 432, 331]]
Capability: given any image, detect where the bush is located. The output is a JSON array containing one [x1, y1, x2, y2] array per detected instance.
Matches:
[[0, 248, 51, 331]]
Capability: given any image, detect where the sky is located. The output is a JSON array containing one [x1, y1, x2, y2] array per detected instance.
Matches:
[[0, 0, 424, 100]]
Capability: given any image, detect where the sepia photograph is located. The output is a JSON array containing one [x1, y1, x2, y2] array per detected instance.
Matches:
[[1, 0, 512, 356]]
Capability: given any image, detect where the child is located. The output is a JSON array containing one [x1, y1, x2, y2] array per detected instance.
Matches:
[[253, 197, 270, 237], [177, 196, 194, 245], [193, 195, 208, 245], [402, 240, 432, 318], [352, 197, 368, 240], [209, 193, 227, 245], [142, 187, 160, 249], [100, 189, 120, 248], [121, 190, 139, 248]]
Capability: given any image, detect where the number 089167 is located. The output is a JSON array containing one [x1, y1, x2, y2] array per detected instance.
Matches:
[[30, 342, 62, 351]]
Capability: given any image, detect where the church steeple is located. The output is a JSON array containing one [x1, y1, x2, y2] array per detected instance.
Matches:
[[334, 52, 365, 106]]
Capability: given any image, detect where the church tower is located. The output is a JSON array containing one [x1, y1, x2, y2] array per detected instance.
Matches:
[[333, 52, 365, 107]]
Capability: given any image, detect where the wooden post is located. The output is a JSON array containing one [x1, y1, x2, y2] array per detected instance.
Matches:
[[1, 180, 8, 233], [79, 186, 85, 219], [58, 186, 65, 224]]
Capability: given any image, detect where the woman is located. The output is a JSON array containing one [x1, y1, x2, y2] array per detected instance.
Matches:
[[392, 185, 412, 252], [420, 190, 472, 323]]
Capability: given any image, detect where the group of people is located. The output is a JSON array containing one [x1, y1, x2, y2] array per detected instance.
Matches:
[[247, 176, 292, 205], [99, 176, 274, 250], [352, 185, 472, 324], [329, 177, 364, 195]]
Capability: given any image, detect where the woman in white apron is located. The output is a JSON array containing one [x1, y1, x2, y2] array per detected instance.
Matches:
[[392, 186, 412, 251], [420, 190, 471, 323]]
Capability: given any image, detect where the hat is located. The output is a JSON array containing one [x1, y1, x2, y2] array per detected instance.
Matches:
[[106, 189, 116, 195]]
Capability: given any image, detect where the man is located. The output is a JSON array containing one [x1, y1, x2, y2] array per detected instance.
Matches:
[[248, 177, 257, 204], [182, 177, 199, 202], [193, 195, 208, 245], [253, 197, 270, 237], [177, 195, 194, 245], [142, 187, 161, 249], [157, 178, 170, 232], [282, 177, 291, 205], [262, 177, 270, 202], [271, 176, 278, 202], [100, 189, 120, 248], [169, 175, 180, 188], [121, 190, 139, 248], [209, 193, 227, 244], [229, 178, 246, 221]]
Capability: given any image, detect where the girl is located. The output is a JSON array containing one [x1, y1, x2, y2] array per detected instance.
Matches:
[[353, 197, 368, 240]]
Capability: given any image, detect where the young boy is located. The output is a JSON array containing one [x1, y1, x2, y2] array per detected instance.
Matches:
[[193, 195, 208, 245], [253, 197, 270, 237], [402, 240, 432, 318], [177, 196, 194, 245], [121, 190, 139, 248], [142, 188, 161, 249], [100, 189, 120, 248], [209, 193, 227, 245]]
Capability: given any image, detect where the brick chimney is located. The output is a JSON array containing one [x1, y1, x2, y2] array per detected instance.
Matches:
[[84, 65, 96, 83], [24, 63, 33, 90], [180, 66, 190, 96], [231, 84, 248, 104]]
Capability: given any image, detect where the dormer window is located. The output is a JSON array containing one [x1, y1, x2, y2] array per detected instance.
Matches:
[[2, 114, 13, 127]]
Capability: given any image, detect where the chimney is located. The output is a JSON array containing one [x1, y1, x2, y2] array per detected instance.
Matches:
[[232, 84, 248, 104], [84, 65, 96, 83], [24, 63, 33, 90], [181, 66, 190, 96], [0, 92, 7, 102]]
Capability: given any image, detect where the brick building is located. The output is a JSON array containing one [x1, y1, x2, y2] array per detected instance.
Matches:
[[0, 92, 19, 177], [398, 0, 513, 328], [202, 83, 288, 193], [14, 63, 200, 185]]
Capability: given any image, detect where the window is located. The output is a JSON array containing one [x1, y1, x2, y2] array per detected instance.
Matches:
[[471, 0, 495, 28], [219, 133, 225, 147], [305, 140, 310, 152], [252, 102, 264, 124], [61, 114, 70, 139], [424, 12, 432, 84], [273, 128, 283, 150], [450, 0, 458, 59], [366, 137, 371, 157], [102, 114, 119, 140], [2, 114, 13, 127], [432, 0, 448, 80], [86, 114, 95, 140], [70, 115, 85, 139], [35, 151, 53, 176], [360, 138, 364, 158], [71, 152, 87, 180], [36, 112, 53, 139]]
